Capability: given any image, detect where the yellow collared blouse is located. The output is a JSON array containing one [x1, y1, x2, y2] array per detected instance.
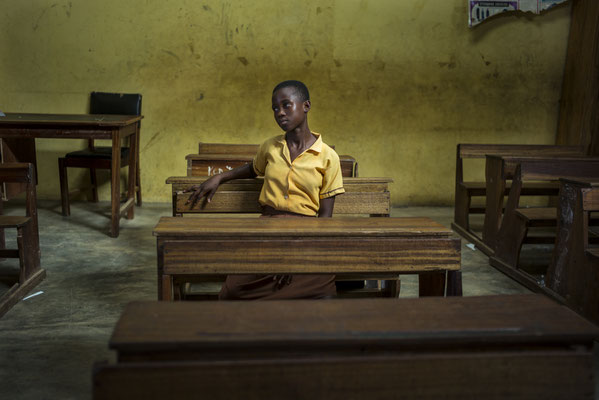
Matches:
[[253, 132, 345, 216]]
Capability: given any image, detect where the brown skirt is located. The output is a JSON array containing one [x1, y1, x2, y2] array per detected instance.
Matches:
[[218, 208, 336, 300]]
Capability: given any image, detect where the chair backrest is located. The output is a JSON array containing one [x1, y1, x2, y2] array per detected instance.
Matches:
[[88, 92, 142, 149], [90, 92, 142, 116]]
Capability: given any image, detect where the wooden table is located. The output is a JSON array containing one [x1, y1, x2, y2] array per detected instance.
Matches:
[[0, 113, 142, 237], [94, 295, 599, 399], [153, 216, 461, 300]]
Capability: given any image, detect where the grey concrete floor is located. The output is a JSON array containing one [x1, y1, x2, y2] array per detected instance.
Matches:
[[0, 201, 594, 399]]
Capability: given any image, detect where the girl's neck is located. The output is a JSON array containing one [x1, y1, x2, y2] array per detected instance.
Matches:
[[285, 124, 313, 148]]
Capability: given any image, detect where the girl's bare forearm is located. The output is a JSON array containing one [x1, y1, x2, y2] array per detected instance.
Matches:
[[215, 162, 257, 184]]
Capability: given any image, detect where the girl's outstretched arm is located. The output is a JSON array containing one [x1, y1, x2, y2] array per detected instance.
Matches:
[[185, 163, 257, 208]]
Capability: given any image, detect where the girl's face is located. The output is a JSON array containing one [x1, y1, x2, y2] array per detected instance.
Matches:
[[271, 87, 310, 132]]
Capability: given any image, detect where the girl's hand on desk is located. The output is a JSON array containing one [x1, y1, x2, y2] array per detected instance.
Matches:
[[185, 175, 221, 208]]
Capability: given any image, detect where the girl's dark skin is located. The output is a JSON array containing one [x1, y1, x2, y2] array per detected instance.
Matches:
[[185, 86, 335, 217]]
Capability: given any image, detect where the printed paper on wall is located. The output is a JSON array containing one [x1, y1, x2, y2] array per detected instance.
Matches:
[[469, 0, 568, 27]]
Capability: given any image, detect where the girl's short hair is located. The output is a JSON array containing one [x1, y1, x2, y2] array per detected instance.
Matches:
[[273, 80, 310, 102]]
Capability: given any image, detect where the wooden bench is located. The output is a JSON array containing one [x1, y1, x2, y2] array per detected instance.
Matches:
[[0, 163, 46, 317], [166, 176, 391, 217], [188, 142, 358, 177], [153, 216, 461, 301], [452, 144, 586, 248], [93, 294, 599, 400], [545, 179, 599, 324], [481, 155, 599, 254], [489, 159, 599, 291]]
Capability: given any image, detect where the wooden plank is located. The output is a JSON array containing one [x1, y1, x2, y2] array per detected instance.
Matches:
[[167, 176, 392, 215], [0, 113, 142, 127], [110, 295, 599, 355], [457, 144, 586, 158], [198, 142, 259, 154], [93, 352, 594, 400], [153, 216, 453, 238], [187, 153, 357, 177], [582, 183, 599, 210], [556, 0, 599, 155], [174, 191, 389, 215], [0, 216, 31, 228], [161, 237, 460, 275], [546, 180, 599, 324]]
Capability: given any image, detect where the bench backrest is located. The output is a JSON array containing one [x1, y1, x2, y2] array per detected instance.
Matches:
[[193, 142, 357, 177], [198, 142, 259, 154], [198, 142, 338, 153], [167, 176, 391, 216]]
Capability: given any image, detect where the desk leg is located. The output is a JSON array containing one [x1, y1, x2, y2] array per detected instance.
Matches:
[[446, 271, 463, 296], [110, 130, 121, 238], [126, 129, 137, 220], [161, 275, 173, 301], [418, 271, 446, 297]]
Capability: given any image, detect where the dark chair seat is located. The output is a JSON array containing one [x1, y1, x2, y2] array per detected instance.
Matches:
[[65, 146, 130, 160]]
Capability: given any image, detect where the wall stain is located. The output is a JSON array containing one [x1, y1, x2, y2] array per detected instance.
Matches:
[[196, 93, 204, 101], [33, 4, 57, 31], [237, 56, 249, 66], [63, 2, 72, 18], [316, 7, 322, 14], [142, 131, 163, 153], [203, 5, 211, 11], [480, 54, 491, 66], [372, 56, 385, 71], [304, 60, 312, 67], [334, 59, 342, 67], [162, 50, 180, 60], [438, 61, 456, 69]]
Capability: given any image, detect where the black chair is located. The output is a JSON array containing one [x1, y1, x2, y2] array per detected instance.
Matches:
[[58, 92, 142, 216]]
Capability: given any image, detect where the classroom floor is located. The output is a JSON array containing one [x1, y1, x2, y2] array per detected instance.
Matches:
[[0, 201, 596, 399]]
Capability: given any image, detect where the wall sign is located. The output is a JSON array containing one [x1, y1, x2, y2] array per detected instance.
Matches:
[[469, 0, 568, 27]]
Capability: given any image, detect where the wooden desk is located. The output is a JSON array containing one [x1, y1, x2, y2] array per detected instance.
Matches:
[[451, 144, 586, 250], [153, 216, 461, 300], [487, 158, 599, 292], [0, 113, 142, 237], [94, 295, 598, 399]]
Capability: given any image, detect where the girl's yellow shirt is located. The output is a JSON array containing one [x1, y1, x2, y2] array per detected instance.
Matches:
[[253, 132, 345, 216]]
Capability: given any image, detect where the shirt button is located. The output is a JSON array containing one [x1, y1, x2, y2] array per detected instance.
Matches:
[[284, 195, 289, 199]]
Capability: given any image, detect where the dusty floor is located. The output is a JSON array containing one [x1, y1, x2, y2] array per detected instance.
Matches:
[[0, 201, 595, 399]]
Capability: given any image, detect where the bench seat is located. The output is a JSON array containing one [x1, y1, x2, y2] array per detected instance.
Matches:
[[0, 216, 31, 228]]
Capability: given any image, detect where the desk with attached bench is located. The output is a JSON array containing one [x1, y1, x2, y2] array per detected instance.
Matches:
[[153, 216, 461, 300], [94, 294, 598, 400]]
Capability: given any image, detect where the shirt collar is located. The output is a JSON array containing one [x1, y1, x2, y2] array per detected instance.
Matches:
[[276, 132, 323, 154]]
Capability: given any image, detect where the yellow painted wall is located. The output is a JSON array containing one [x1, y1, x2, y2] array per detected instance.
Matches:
[[0, 0, 572, 205]]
